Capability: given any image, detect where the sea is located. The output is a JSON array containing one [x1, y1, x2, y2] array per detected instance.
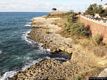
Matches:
[[0, 12, 70, 80]]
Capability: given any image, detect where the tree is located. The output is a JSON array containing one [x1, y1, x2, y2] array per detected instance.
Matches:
[[100, 9, 107, 17], [85, 4, 97, 15], [98, 5, 103, 13], [52, 8, 57, 11], [85, 4, 103, 16]]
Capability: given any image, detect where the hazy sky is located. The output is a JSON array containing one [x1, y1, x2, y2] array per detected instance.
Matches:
[[0, 0, 106, 12]]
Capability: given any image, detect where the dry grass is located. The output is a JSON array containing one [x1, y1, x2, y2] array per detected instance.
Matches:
[[30, 13, 107, 79]]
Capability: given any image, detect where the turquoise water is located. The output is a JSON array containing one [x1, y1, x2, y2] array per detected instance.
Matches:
[[0, 12, 49, 75]]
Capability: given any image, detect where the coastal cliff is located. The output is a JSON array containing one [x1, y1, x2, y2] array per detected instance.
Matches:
[[29, 16, 73, 53], [10, 12, 107, 80]]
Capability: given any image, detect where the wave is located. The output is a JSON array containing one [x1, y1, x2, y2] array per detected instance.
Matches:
[[22, 21, 34, 44], [0, 71, 17, 80], [24, 22, 32, 27], [22, 57, 51, 71], [22, 30, 32, 44], [22, 29, 50, 53], [0, 52, 69, 80], [0, 57, 51, 80], [0, 22, 69, 80], [0, 50, 2, 54], [0, 55, 68, 80], [0, 24, 50, 79]]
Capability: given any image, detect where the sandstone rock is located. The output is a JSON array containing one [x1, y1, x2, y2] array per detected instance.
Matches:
[[98, 68, 107, 77]]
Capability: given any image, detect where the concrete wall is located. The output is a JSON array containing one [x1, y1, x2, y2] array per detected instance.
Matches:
[[79, 15, 107, 43]]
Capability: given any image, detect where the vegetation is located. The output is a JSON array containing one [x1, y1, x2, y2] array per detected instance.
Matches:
[[85, 3, 107, 17], [52, 8, 57, 11], [63, 13, 91, 37], [100, 8, 107, 17], [92, 34, 103, 45], [85, 4, 100, 16]]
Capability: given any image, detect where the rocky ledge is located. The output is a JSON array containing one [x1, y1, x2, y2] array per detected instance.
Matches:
[[29, 16, 73, 54], [10, 58, 103, 80], [10, 59, 73, 80]]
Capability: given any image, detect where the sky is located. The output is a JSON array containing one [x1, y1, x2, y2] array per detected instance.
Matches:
[[0, 0, 106, 12]]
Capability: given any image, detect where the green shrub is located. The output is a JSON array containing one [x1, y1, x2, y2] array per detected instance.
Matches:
[[64, 13, 91, 37], [92, 34, 103, 45], [67, 22, 91, 37]]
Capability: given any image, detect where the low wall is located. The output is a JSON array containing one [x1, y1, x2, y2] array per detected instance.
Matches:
[[79, 15, 107, 43]]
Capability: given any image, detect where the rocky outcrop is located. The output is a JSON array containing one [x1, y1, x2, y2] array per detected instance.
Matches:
[[10, 59, 73, 80], [10, 14, 107, 80], [10, 58, 102, 80], [29, 17, 73, 54]]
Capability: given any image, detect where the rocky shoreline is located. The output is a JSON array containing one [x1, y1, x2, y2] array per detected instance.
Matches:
[[10, 13, 106, 80], [10, 59, 73, 80], [29, 16, 73, 54], [9, 14, 74, 80]]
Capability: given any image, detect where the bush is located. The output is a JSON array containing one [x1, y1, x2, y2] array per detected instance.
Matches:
[[64, 13, 91, 37], [66, 22, 91, 37], [92, 34, 103, 45]]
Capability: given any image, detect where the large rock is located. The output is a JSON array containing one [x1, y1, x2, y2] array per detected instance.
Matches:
[[98, 68, 107, 77]]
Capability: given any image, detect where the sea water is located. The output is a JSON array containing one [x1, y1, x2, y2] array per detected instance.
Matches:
[[0, 12, 49, 78], [0, 12, 70, 80]]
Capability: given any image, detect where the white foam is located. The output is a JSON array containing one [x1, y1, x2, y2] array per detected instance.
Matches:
[[22, 30, 49, 53], [22, 29, 40, 46], [46, 49, 50, 52], [22, 57, 50, 71], [0, 50, 2, 54], [0, 56, 66, 80], [22, 30, 33, 44], [25, 24, 31, 27], [0, 57, 50, 80], [53, 57, 67, 61], [25, 22, 32, 27], [22, 58, 42, 71], [0, 71, 17, 80]]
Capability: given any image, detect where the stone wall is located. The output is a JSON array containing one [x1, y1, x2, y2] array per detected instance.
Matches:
[[79, 15, 107, 43]]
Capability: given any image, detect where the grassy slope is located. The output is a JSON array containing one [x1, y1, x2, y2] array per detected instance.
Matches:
[[59, 12, 107, 79]]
